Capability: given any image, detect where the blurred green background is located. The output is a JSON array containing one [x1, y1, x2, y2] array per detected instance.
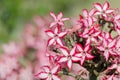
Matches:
[[0, 0, 119, 43]]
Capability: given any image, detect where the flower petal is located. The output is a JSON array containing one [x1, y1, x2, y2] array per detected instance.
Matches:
[[52, 75, 60, 80], [67, 60, 72, 69], [70, 46, 76, 56], [45, 30, 54, 37], [108, 39, 116, 48], [103, 1, 109, 10], [72, 57, 80, 61], [51, 65, 59, 74], [58, 31, 67, 38], [38, 72, 48, 79], [54, 27, 59, 34], [83, 9, 88, 17], [61, 18, 70, 21], [106, 9, 114, 14], [43, 66, 50, 73], [48, 38, 55, 46], [60, 47, 68, 56], [84, 44, 90, 52], [57, 12, 63, 20], [77, 44, 83, 52], [56, 38, 63, 46], [59, 57, 67, 62], [50, 12, 57, 20], [94, 3, 102, 11], [50, 22, 57, 28]]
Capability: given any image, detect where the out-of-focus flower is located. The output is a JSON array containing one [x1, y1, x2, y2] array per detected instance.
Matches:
[[36, 65, 60, 80]]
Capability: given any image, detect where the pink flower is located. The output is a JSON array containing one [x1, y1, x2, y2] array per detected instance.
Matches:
[[46, 26, 67, 46], [2, 42, 22, 57], [97, 39, 116, 61], [36, 65, 60, 80], [79, 27, 101, 44], [108, 63, 120, 74], [58, 46, 80, 69], [49, 12, 70, 27], [76, 44, 94, 65], [94, 1, 114, 17]]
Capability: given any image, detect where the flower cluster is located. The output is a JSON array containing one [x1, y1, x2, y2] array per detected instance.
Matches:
[[36, 1, 120, 80]]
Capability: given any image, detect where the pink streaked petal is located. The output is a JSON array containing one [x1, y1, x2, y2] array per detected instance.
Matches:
[[86, 38, 91, 45], [106, 9, 114, 14], [75, 53, 82, 57], [72, 57, 80, 61], [43, 66, 50, 73], [59, 57, 67, 62], [83, 9, 88, 17], [89, 9, 95, 16], [56, 38, 63, 46], [51, 65, 59, 74], [93, 31, 101, 36], [94, 3, 102, 11], [48, 38, 55, 46], [108, 39, 116, 48], [103, 1, 109, 10], [58, 31, 67, 38], [104, 50, 109, 61], [61, 18, 70, 21], [45, 30, 54, 37], [77, 44, 83, 52], [50, 12, 57, 20], [97, 46, 105, 51], [95, 12, 101, 15], [86, 53, 94, 59], [52, 75, 61, 80], [84, 44, 90, 52], [70, 46, 76, 56], [108, 64, 117, 70], [38, 72, 48, 79], [60, 47, 68, 56], [57, 12, 63, 20], [88, 17, 93, 26], [50, 22, 57, 27], [80, 57, 85, 65], [58, 22, 64, 26], [54, 27, 59, 34], [67, 60, 72, 69]]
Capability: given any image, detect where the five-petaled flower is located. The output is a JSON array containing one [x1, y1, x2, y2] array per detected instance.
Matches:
[[58, 46, 80, 69], [94, 1, 114, 18], [36, 65, 60, 80], [45, 26, 67, 46], [76, 44, 94, 65], [49, 12, 70, 27], [97, 39, 116, 61]]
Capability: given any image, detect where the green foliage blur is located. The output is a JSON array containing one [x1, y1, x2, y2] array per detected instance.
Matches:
[[0, 0, 119, 43]]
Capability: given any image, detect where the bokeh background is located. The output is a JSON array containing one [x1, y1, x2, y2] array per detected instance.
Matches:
[[0, 0, 120, 43]]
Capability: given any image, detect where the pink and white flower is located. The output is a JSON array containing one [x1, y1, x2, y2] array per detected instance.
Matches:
[[58, 46, 80, 69], [49, 12, 69, 27], [94, 1, 114, 18], [36, 65, 60, 80], [76, 44, 94, 65], [46, 26, 67, 46]]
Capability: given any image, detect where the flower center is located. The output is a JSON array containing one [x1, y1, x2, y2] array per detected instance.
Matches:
[[67, 55, 72, 60]]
